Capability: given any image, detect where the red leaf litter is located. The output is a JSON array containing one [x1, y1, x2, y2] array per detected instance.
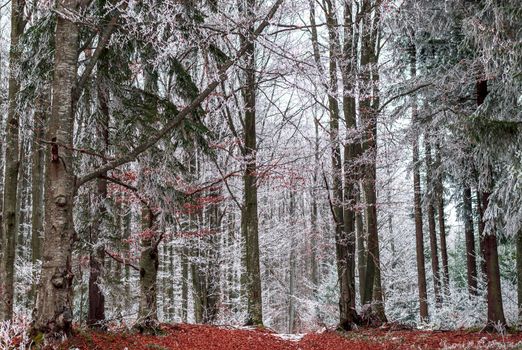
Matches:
[[58, 324, 522, 350]]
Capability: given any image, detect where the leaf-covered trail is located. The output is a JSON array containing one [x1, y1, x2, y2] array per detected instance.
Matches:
[[60, 323, 522, 350]]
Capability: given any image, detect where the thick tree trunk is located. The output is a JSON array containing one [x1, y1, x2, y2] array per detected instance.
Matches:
[[463, 186, 478, 296], [341, 0, 361, 319], [30, 90, 48, 306], [361, 1, 386, 322], [476, 78, 506, 331], [136, 206, 159, 333], [424, 137, 442, 306], [323, 1, 359, 330], [410, 41, 429, 321], [0, 0, 26, 321], [32, 0, 79, 339], [240, 0, 263, 326]]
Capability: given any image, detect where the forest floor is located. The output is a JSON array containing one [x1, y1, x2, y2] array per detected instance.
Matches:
[[57, 323, 522, 350]]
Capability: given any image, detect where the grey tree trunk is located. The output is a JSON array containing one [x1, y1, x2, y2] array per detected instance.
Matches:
[[30, 89, 48, 306], [322, 0, 359, 330], [310, 119, 319, 298], [356, 192, 366, 303], [181, 246, 189, 322], [435, 144, 449, 296], [517, 230, 522, 329], [240, 0, 263, 326], [136, 206, 159, 333], [32, 0, 79, 338], [424, 137, 442, 306], [288, 192, 297, 333], [0, 0, 26, 321]]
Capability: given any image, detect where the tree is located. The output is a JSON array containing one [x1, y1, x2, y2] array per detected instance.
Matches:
[[463, 186, 478, 296], [0, 0, 26, 321], [409, 38, 429, 322], [30, 0, 284, 339], [240, 0, 263, 326]]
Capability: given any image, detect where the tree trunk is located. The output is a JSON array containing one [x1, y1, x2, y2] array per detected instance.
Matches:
[[476, 79, 506, 331], [136, 206, 159, 333], [30, 89, 48, 307], [435, 144, 449, 296], [288, 191, 297, 333], [32, 0, 79, 339], [240, 0, 263, 326], [463, 186, 478, 296], [321, 0, 359, 330], [0, 0, 26, 321], [356, 192, 366, 303], [341, 0, 361, 318], [310, 119, 320, 295], [517, 229, 522, 329], [361, 0, 386, 322], [181, 246, 189, 322], [424, 137, 442, 306], [410, 41, 429, 321], [204, 188, 221, 324], [87, 55, 110, 330], [476, 189, 487, 284]]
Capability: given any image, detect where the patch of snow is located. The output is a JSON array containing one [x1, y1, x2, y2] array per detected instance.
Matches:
[[272, 333, 305, 342]]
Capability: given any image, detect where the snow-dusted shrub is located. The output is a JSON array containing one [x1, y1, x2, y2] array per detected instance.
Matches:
[[0, 316, 32, 350]]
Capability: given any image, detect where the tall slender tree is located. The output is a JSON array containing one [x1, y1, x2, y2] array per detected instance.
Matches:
[[240, 0, 263, 326], [0, 0, 26, 321], [410, 39, 429, 321]]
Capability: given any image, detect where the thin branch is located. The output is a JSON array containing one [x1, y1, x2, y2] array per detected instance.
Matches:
[[74, 14, 119, 99], [104, 249, 139, 271], [378, 83, 432, 113], [39, 138, 114, 161]]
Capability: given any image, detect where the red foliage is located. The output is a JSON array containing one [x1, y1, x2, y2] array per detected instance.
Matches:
[[58, 324, 522, 350]]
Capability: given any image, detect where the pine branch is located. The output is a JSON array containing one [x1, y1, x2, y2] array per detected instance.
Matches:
[[76, 0, 285, 189]]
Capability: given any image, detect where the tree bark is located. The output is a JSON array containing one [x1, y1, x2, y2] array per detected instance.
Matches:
[[476, 79, 506, 331], [424, 136, 442, 306], [30, 89, 48, 307], [32, 0, 79, 338], [463, 186, 478, 296], [240, 0, 263, 326], [341, 0, 360, 315], [517, 229, 522, 329], [410, 40, 429, 321], [435, 144, 449, 296], [0, 0, 26, 321], [87, 62, 110, 329], [136, 206, 159, 333], [360, 0, 386, 322]]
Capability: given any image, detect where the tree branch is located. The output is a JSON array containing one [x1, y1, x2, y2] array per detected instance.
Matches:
[[104, 249, 139, 271], [76, 0, 285, 189]]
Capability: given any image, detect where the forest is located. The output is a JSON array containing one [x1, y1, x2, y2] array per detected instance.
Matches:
[[0, 0, 521, 349]]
